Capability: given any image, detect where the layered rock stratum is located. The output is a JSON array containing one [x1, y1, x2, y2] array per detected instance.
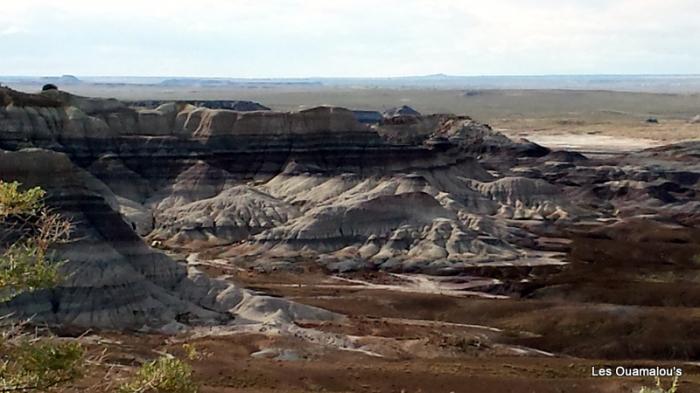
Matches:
[[1, 86, 698, 329]]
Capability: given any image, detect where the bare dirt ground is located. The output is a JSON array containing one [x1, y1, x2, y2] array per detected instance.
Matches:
[[499, 131, 663, 155], [496, 119, 699, 155], [61, 308, 700, 392], [69, 331, 675, 393], [66, 227, 700, 393]]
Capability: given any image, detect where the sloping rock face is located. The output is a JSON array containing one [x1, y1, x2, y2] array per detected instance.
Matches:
[[0, 148, 222, 328], [2, 87, 699, 326], [0, 148, 337, 329]]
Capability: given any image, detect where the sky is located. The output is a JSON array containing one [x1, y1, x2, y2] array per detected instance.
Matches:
[[1, 0, 699, 78]]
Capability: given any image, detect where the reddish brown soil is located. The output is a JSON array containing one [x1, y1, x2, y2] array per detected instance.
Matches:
[[65, 329, 700, 393], [58, 217, 700, 392]]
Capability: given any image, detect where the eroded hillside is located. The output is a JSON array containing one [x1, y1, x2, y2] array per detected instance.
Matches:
[[2, 88, 700, 384]]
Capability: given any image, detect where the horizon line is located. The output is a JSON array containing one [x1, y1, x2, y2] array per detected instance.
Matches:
[[3, 73, 700, 80]]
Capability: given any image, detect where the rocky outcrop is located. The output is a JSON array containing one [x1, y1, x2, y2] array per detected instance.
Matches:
[[129, 99, 271, 112], [154, 185, 299, 247], [2, 87, 699, 327], [383, 105, 420, 118], [0, 148, 338, 329]]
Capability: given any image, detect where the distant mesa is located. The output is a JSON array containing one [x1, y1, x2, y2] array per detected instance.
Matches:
[[383, 105, 421, 118], [160, 78, 231, 87], [411, 73, 451, 79], [159, 78, 322, 87], [40, 74, 82, 85]]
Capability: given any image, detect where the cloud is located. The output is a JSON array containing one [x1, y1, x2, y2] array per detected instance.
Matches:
[[0, 0, 698, 76]]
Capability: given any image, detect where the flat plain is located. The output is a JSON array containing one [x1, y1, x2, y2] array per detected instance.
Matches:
[[11, 82, 699, 141]]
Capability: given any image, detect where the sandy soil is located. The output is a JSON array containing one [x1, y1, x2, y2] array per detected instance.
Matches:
[[500, 132, 662, 154]]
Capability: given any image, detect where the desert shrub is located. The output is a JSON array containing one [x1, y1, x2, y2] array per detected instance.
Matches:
[[0, 181, 83, 392], [0, 182, 46, 215], [118, 356, 197, 393], [0, 332, 84, 392], [1, 181, 199, 392], [0, 242, 62, 302], [0, 181, 70, 301], [639, 376, 679, 393]]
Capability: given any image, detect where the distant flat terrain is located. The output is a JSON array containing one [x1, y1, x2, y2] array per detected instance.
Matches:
[[7, 83, 700, 143]]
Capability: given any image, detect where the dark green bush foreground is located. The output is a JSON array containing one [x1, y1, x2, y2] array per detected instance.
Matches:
[[0, 181, 198, 392]]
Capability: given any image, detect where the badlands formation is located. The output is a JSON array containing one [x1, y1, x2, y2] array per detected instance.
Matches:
[[1, 85, 699, 336]]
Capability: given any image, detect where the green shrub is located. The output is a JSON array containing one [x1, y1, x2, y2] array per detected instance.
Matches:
[[0, 181, 83, 392], [0, 182, 199, 393], [0, 337, 84, 391], [0, 181, 45, 216], [0, 181, 70, 301], [639, 376, 679, 393], [118, 356, 197, 393], [0, 241, 62, 301]]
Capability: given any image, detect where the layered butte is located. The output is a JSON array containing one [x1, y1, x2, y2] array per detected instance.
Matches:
[[1, 86, 699, 328]]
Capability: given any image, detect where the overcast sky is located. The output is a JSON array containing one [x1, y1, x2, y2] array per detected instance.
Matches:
[[1, 0, 698, 77]]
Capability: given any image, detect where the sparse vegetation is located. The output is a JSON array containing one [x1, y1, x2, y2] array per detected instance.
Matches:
[[0, 181, 82, 392], [118, 355, 197, 393], [0, 333, 84, 392], [0, 181, 199, 392], [0, 181, 70, 301], [638, 376, 679, 393]]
